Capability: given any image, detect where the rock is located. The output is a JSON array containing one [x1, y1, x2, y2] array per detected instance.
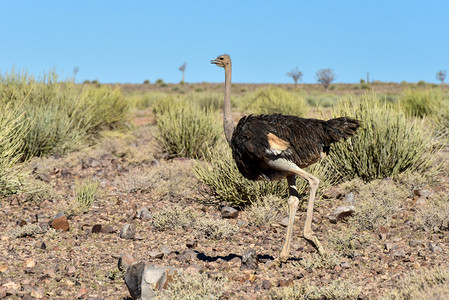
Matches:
[[378, 226, 388, 240], [30, 287, 44, 298], [0, 265, 9, 273], [329, 206, 355, 223], [221, 206, 239, 219], [149, 250, 164, 259], [160, 246, 172, 256], [0, 286, 6, 298], [418, 250, 426, 258], [344, 192, 355, 205], [241, 248, 258, 270], [393, 250, 406, 258], [428, 243, 442, 253], [385, 243, 399, 251], [34, 241, 46, 250], [125, 262, 178, 300], [322, 186, 344, 199], [262, 280, 272, 289], [120, 224, 136, 239], [136, 207, 152, 221], [277, 278, 293, 287], [118, 253, 138, 272], [340, 261, 351, 269], [24, 258, 35, 268], [186, 239, 198, 249], [92, 224, 102, 234], [17, 218, 28, 227], [413, 189, 431, 198], [177, 249, 197, 262], [50, 215, 70, 231], [409, 240, 422, 247]]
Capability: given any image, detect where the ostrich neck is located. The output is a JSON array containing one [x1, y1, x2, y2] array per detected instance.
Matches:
[[223, 64, 235, 144]]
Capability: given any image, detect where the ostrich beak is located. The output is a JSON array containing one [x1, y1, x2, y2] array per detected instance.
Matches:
[[211, 59, 218, 65]]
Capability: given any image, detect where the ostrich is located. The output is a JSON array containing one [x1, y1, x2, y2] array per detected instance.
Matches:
[[211, 54, 360, 260]]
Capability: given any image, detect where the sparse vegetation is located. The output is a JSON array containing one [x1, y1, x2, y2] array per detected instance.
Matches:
[[316, 68, 336, 90], [399, 88, 445, 118]]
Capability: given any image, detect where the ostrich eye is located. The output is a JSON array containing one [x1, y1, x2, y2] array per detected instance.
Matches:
[[219, 57, 224, 60]]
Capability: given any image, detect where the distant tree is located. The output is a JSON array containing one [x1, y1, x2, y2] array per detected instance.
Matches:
[[286, 67, 303, 89], [316, 68, 336, 90], [179, 62, 187, 83], [143, 79, 150, 84], [436, 70, 446, 86]]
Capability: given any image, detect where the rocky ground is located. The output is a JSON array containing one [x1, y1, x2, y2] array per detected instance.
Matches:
[[1, 109, 449, 299]]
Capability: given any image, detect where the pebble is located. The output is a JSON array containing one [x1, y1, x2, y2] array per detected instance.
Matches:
[[136, 207, 152, 221], [409, 240, 422, 247], [50, 215, 70, 231], [262, 280, 272, 289], [384, 243, 398, 251], [149, 250, 164, 259]]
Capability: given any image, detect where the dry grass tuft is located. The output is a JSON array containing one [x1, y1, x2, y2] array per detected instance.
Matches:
[[159, 271, 228, 299], [294, 251, 341, 270], [271, 278, 361, 299], [327, 225, 370, 258], [194, 217, 238, 240], [345, 178, 407, 231], [384, 266, 449, 299], [7, 223, 47, 238], [244, 195, 285, 227], [414, 192, 449, 232], [151, 205, 202, 231]]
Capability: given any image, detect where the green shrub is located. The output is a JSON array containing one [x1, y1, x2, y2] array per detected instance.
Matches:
[[194, 146, 332, 207], [0, 70, 130, 158], [240, 86, 308, 116], [154, 98, 221, 158], [399, 88, 445, 117], [327, 225, 369, 258], [0, 103, 28, 195], [326, 94, 436, 182], [74, 179, 98, 213]]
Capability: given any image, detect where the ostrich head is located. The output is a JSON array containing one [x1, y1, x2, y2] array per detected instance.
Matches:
[[211, 54, 231, 68]]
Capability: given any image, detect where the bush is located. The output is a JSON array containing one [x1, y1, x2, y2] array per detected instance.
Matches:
[[399, 88, 445, 118], [194, 146, 332, 207], [0, 103, 28, 195], [0, 70, 130, 159], [240, 86, 308, 116], [326, 94, 437, 182], [327, 225, 369, 258], [154, 98, 221, 158]]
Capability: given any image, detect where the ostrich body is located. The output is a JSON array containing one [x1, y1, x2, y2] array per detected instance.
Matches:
[[211, 54, 360, 260]]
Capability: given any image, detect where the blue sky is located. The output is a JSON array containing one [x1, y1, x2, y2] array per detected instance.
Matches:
[[1, 1, 448, 84]]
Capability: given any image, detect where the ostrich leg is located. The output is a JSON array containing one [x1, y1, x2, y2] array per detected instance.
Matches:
[[279, 175, 299, 261], [293, 167, 325, 254]]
